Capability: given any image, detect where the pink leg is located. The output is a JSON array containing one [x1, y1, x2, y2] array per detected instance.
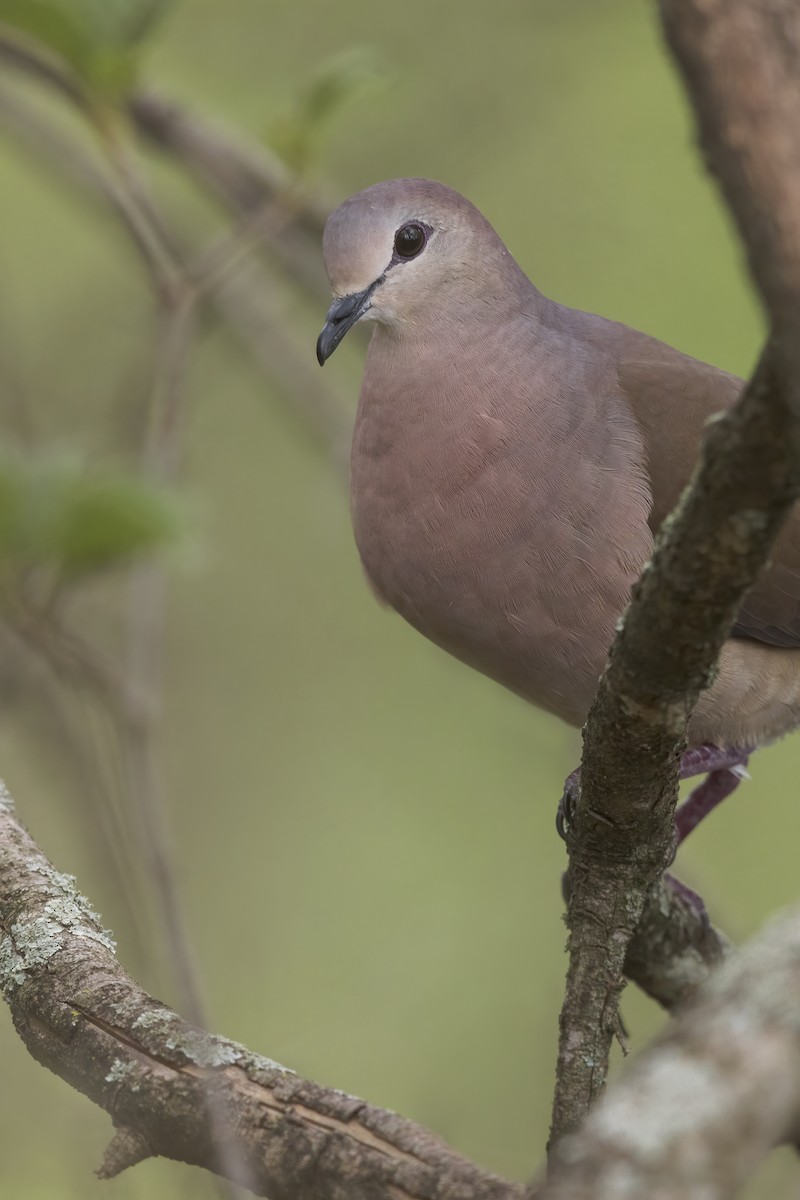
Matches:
[[674, 745, 751, 847]]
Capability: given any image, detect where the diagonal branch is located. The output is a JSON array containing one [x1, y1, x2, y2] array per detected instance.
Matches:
[[550, 0, 800, 1150], [0, 781, 521, 1200], [0, 32, 329, 300], [0, 66, 353, 465]]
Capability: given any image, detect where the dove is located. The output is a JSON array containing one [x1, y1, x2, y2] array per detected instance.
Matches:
[[317, 178, 800, 837]]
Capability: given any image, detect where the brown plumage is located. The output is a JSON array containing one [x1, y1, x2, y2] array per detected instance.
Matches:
[[317, 178, 800, 753]]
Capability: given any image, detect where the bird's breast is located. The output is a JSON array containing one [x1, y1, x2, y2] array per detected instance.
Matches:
[[349, 333, 653, 725]]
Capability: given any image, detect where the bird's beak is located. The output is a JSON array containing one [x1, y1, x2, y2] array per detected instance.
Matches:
[[316, 280, 379, 365]]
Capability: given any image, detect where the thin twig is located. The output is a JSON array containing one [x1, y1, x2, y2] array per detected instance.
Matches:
[[121, 296, 207, 1023], [0, 83, 168, 283], [2, 607, 175, 970], [210, 262, 353, 472], [0, 31, 87, 107], [0, 81, 353, 468], [0, 33, 329, 297]]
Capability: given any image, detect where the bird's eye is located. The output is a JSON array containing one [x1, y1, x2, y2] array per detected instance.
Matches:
[[394, 222, 426, 259]]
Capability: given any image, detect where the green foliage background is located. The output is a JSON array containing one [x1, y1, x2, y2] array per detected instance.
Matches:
[[0, 1, 797, 1196]]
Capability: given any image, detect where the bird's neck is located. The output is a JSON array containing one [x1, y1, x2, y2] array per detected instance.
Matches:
[[359, 285, 572, 445]]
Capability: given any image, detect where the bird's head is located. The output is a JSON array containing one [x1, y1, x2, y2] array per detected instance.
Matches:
[[316, 178, 508, 364]]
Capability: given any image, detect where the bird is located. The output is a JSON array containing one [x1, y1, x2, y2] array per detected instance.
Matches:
[[316, 177, 800, 840]]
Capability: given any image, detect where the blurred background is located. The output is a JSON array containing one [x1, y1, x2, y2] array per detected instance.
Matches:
[[0, 1, 796, 1196]]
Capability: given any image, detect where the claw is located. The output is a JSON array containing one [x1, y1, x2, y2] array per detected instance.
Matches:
[[557, 769, 580, 841], [663, 872, 710, 927]]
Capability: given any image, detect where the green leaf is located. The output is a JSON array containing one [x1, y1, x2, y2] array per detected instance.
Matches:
[[0, 0, 177, 98], [41, 469, 182, 574], [268, 49, 386, 175], [0, 448, 182, 578]]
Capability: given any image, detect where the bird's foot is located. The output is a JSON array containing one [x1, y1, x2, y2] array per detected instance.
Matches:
[[556, 768, 580, 840], [557, 744, 752, 848]]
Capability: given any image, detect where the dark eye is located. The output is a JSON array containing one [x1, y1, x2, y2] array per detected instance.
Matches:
[[394, 222, 426, 259]]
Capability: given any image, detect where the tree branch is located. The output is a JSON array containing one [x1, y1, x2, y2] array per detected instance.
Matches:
[[550, 0, 800, 1148], [551, 311, 800, 1151], [659, 0, 800, 370], [3, 771, 795, 1199], [4, 9, 800, 1191], [0, 781, 522, 1200], [543, 906, 800, 1198], [624, 877, 731, 1012]]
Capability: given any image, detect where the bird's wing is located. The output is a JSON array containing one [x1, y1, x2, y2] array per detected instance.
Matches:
[[613, 327, 800, 649]]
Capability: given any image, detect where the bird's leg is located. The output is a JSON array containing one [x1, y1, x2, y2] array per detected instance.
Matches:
[[667, 746, 751, 923], [674, 745, 752, 847]]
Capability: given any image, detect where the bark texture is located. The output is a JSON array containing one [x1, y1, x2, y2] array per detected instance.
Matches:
[[547, 907, 800, 1199], [4, 777, 799, 1200], [551, 0, 800, 1148], [0, 784, 522, 1200], [3, 3, 800, 1195]]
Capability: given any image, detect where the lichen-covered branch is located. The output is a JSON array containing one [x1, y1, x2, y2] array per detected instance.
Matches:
[[550, 0, 800, 1147], [3, 761, 798, 1200], [0, 781, 521, 1200], [544, 906, 800, 1198]]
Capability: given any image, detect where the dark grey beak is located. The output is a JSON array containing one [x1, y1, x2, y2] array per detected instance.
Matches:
[[316, 280, 379, 365]]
